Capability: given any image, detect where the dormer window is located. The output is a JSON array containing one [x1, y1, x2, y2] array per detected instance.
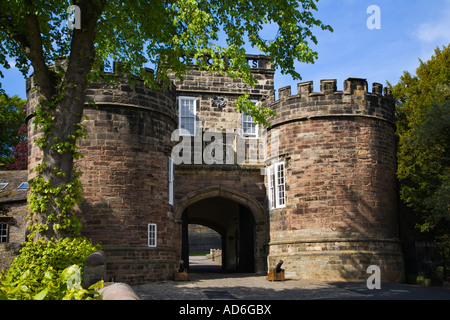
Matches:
[[17, 182, 28, 190]]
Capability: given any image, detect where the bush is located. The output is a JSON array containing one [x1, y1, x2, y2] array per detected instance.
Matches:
[[0, 237, 102, 300]]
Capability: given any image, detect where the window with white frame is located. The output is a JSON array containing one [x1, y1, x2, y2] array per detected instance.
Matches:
[[168, 157, 174, 205], [242, 112, 257, 138], [267, 166, 276, 209], [148, 223, 157, 247], [267, 161, 286, 209], [0, 223, 8, 243], [241, 100, 258, 138], [178, 96, 196, 136], [275, 162, 286, 208]]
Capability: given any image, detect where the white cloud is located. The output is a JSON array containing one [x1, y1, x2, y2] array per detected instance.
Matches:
[[8, 60, 16, 68], [415, 1, 450, 43]]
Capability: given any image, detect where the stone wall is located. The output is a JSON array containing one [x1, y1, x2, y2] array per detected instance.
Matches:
[[0, 170, 29, 271], [0, 243, 22, 271], [171, 55, 275, 274], [174, 164, 268, 273], [0, 201, 26, 270], [169, 55, 274, 135], [1, 201, 27, 244], [188, 224, 221, 254], [265, 78, 405, 282], [206, 249, 222, 264], [24, 57, 405, 283], [27, 67, 179, 284], [78, 77, 178, 283]]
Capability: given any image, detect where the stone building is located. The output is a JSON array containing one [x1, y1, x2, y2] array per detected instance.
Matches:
[[188, 224, 221, 255], [263, 78, 404, 281], [23, 54, 405, 284], [0, 170, 28, 270]]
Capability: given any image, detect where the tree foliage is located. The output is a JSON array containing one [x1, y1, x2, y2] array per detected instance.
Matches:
[[4, 138, 28, 170], [389, 45, 450, 241], [0, 0, 332, 239], [0, 94, 27, 169], [0, 237, 102, 300]]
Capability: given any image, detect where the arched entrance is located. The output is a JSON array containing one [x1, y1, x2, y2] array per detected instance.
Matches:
[[175, 186, 267, 274]]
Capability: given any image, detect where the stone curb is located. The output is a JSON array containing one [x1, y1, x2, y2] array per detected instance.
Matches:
[[99, 282, 140, 300]]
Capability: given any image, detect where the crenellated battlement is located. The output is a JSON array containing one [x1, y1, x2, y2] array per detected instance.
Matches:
[[26, 61, 177, 128], [263, 78, 395, 128], [267, 78, 392, 101]]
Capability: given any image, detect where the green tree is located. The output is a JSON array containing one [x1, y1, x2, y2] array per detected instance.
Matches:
[[0, 0, 332, 240], [389, 45, 450, 243], [0, 94, 27, 168]]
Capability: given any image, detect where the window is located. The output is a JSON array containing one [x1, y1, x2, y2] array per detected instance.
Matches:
[[0, 183, 9, 191], [148, 223, 157, 247], [17, 182, 28, 190], [242, 112, 257, 138], [0, 223, 8, 243], [178, 96, 196, 136], [267, 166, 275, 209], [241, 101, 258, 138], [168, 157, 174, 205], [275, 162, 286, 208], [267, 161, 286, 209]]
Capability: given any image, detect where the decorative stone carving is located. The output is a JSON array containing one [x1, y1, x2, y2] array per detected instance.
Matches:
[[212, 96, 227, 109]]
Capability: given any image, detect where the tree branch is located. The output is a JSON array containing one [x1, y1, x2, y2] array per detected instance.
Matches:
[[63, 0, 106, 109], [23, 0, 54, 101], [0, 13, 30, 50]]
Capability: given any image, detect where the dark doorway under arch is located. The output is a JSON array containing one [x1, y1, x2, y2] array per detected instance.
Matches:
[[181, 196, 255, 273]]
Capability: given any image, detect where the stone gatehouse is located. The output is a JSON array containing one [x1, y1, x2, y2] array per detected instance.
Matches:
[[23, 54, 405, 284]]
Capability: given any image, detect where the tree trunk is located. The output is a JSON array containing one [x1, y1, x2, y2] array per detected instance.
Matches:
[[34, 94, 85, 240], [29, 0, 104, 240]]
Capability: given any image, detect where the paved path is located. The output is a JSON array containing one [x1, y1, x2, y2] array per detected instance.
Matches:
[[133, 256, 450, 300]]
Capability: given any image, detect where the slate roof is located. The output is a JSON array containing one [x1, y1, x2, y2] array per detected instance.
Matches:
[[0, 170, 28, 203]]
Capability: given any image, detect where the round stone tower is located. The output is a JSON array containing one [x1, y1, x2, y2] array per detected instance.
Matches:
[[27, 64, 178, 283], [264, 78, 404, 282]]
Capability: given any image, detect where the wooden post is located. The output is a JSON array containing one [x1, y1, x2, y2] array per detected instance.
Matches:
[[267, 269, 285, 281], [174, 269, 189, 281]]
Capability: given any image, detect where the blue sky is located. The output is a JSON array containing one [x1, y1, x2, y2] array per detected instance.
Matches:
[[1, 0, 449, 100], [268, 0, 450, 93]]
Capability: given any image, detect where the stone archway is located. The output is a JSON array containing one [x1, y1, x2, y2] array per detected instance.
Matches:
[[175, 186, 267, 274], [175, 186, 266, 223]]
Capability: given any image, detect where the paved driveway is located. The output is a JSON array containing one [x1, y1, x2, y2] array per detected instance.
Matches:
[[133, 256, 450, 300]]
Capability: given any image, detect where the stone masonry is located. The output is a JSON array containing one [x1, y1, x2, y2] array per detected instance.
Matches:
[[0, 170, 28, 271], [263, 78, 404, 281], [25, 55, 405, 284]]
